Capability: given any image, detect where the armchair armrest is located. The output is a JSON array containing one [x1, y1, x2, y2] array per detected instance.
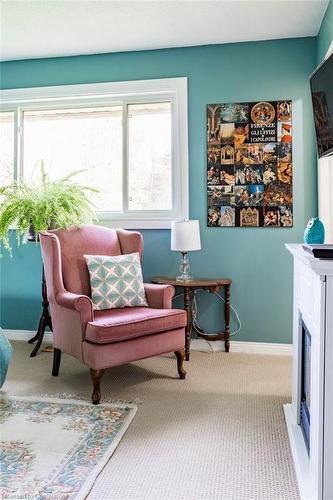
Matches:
[[144, 283, 175, 309], [56, 291, 94, 323]]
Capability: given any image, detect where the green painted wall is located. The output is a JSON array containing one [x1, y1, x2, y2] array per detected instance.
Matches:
[[0, 37, 318, 342], [317, 0, 333, 64]]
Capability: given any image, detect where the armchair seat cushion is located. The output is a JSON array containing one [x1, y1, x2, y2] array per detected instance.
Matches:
[[85, 307, 187, 344]]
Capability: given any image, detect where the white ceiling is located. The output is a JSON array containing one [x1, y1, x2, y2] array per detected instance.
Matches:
[[0, 0, 329, 62]]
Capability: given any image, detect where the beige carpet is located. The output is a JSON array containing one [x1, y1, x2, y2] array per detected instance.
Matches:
[[5, 341, 300, 500]]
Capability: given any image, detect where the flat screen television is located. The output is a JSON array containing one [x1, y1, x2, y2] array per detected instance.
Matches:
[[310, 52, 333, 159]]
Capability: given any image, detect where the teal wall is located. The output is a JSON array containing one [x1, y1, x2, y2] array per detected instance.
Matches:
[[316, 0, 333, 64], [0, 37, 318, 342]]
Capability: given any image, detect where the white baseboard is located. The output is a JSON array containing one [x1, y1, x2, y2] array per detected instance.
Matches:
[[191, 338, 292, 355], [5, 329, 53, 342], [4, 329, 292, 356]]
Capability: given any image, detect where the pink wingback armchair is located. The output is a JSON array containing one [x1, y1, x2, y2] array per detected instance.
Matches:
[[39, 225, 187, 404]]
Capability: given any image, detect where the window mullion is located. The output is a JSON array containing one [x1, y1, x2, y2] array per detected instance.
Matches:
[[13, 107, 23, 181], [13, 109, 17, 181], [122, 101, 128, 214]]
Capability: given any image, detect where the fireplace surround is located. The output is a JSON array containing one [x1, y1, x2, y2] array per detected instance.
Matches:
[[285, 244, 333, 500]]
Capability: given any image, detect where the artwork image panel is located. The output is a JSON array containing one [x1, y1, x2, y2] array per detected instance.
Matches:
[[250, 101, 276, 125], [264, 183, 292, 207], [263, 143, 277, 164], [235, 185, 264, 207], [207, 104, 222, 144], [221, 145, 235, 165], [208, 185, 223, 207], [234, 123, 249, 148], [221, 103, 249, 123], [277, 101, 292, 122], [239, 207, 263, 227], [279, 205, 293, 227], [221, 185, 235, 206], [207, 164, 222, 186], [278, 122, 292, 143], [247, 144, 264, 164], [208, 207, 222, 227], [263, 164, 277, 185], [277, 142, 292, 161], [220, 165, 235, 186], [277, 160, 292, 185], [235, 165, 264, 185], [207, 168, 220, 186], [235, 144, 264, 165], [235, 145, 250, 165], [208, 185, 235, 207], [220, 123, 235, 145], [208, 144, 221, 167], [220, 206, 235, 227], [264, 207, 280, 227], [248, 184, 264, 206]]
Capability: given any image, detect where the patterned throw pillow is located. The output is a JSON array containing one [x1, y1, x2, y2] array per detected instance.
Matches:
[[84, 252, 148, 310]]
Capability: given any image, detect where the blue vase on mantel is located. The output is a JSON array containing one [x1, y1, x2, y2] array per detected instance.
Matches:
[[0, 328, 13, 389], [304, 217, 325, 244]]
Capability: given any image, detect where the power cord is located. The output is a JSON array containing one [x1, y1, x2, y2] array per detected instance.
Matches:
[[172, 289, 242, 351]]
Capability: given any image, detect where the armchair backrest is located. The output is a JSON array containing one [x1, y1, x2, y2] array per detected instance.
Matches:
[[41, 225, 143, 297]]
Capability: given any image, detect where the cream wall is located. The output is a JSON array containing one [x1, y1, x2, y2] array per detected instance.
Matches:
[[317, 41, 333, 243], [318, 155, 333, 243]]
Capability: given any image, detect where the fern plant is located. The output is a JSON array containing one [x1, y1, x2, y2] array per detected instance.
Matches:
[[0, 163, 97, 255]]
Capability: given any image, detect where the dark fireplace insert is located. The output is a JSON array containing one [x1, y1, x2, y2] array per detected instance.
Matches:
[[300, 321, 311, 453]]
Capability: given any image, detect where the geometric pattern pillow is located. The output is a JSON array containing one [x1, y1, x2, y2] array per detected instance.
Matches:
[[84, 252, 148, 310]]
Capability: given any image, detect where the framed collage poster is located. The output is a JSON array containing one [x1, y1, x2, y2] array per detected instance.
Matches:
[[207, 101, 293, 227]]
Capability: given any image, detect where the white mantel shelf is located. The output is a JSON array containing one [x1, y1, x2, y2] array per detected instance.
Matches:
[[286, 243, 333, 276], [285, 243, 333, 500]]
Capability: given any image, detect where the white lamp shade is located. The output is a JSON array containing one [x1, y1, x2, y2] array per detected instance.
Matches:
[[171, 220, 201, 252]]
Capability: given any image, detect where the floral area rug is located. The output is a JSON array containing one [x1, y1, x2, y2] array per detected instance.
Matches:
[[0, 396, 137, 499]]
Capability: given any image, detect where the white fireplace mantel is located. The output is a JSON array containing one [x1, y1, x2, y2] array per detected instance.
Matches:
[[287, 243, 333, 276], [285, 243, 333, 500]]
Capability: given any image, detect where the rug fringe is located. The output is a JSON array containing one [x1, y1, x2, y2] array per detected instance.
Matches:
[[6, 391, 143, 405]]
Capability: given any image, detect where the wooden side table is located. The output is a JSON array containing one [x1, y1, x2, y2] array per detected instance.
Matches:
[[151, 277, 232, 361]]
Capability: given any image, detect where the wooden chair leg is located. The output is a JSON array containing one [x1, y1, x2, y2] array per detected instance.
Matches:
[[52, 348, 61, 376], [90, 369, 105, 405], [175, 349, 186, 379]]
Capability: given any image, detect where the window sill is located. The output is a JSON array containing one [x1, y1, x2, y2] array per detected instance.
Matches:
[[97, 218, 174, 230]]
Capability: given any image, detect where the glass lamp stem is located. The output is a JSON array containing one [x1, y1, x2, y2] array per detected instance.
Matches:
[[176, 251, 193, 281]]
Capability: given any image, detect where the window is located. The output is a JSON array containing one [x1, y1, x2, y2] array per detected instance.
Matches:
[[0, 78, 188, 228], [0, 111, 15, 188], [128, 103, 172, 211], [23, 107, 123, 211]]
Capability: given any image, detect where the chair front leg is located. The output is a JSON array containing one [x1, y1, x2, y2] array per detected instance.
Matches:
[[52, 348, 62, 376], [174, 349, 186, 379], [90, 368, 105, 405]]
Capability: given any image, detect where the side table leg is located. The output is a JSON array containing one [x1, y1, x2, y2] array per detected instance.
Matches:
[[30, 309, 52, 358], [184, 287, 192, 361], [29, 266, 52, 357], [225, 284, 231, 353]]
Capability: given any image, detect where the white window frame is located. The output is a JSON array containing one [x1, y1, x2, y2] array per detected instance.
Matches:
[[0, 77, 189, 229]]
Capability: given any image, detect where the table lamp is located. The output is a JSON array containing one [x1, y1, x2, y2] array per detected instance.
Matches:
[[171, 219, 201, 281]]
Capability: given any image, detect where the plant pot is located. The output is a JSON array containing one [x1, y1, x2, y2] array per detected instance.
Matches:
[[27, 221, 57, 242], [27, 225, 38, 242]]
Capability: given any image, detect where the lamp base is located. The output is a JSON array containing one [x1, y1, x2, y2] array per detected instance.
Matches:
[[176, 274, 194, 282], [176, 252, 194, 281]]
